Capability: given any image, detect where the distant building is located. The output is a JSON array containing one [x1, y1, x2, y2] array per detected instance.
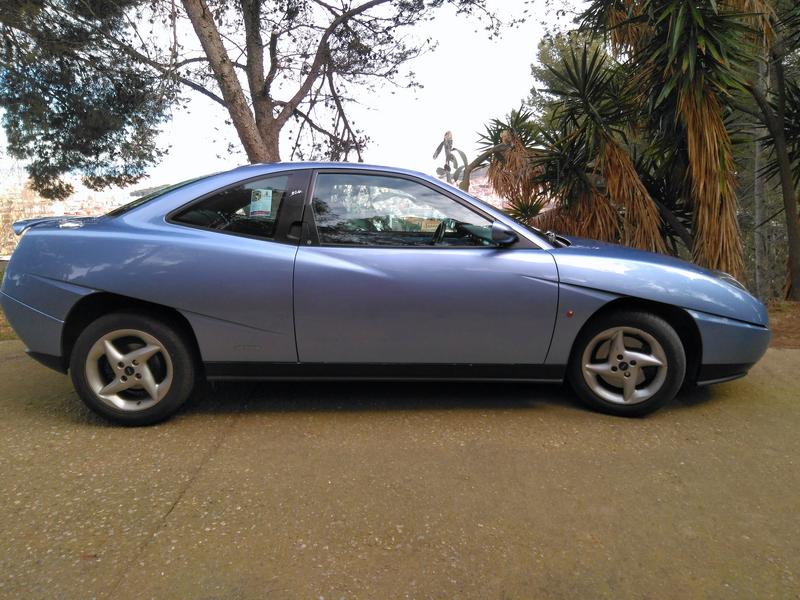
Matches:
[[0, 169, 127, 255], [466, 165, 506, 210]]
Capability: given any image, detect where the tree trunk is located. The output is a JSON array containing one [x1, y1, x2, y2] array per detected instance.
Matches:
[[768, 51, 800, 301], [182, 0, 270, 163], [775, 168, 800, 299], [753, 57, 767, 299], [261, 127, 281, 162], [753, 134, 765, 299]]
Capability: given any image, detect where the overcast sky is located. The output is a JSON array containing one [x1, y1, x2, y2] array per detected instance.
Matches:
[[3, 0, 577, 193]]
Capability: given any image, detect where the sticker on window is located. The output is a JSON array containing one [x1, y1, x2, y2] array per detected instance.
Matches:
[[250, 189, 274, 217]]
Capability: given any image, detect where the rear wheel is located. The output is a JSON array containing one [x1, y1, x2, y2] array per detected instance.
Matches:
[[568, 311, 686, 417], [69, 312, 196, 425]]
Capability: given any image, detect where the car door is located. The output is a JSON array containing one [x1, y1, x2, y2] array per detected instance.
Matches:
[[163, 169, 309, 363], [293, 170, 560, 368]]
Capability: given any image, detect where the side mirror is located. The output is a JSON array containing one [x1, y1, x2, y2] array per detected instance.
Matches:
[[491, 221, 518, 246]]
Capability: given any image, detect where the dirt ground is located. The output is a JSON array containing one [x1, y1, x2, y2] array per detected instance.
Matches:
[[0, 340, 798, 599], [768, 301, 800, 349]]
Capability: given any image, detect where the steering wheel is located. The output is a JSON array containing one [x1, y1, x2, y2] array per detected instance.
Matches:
[[431, 218, 456, 245]]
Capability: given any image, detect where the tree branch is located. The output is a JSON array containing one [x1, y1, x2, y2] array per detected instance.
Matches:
[[274, 0, 391, 127], [21, 3, 229, 107], [326, 69, 363, 161], [240, 1, 265, 98], [276, 101, 339, 140], [264, 30, 280, 96], [746, 82, 781, 141], [240, 0, 273, 136]]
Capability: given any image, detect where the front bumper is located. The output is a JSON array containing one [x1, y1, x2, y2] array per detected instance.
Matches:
[[690, 310, 770, 385], [696, 363, 753, 386]]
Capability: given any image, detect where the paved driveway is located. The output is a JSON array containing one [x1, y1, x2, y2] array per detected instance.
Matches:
[[0, 340, 798, 599]]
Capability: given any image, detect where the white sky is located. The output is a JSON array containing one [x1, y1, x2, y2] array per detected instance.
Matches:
[[3, 0, 575, 194]]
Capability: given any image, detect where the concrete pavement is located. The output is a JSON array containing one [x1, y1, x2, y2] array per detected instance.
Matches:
[[0, 340, 798, 598]]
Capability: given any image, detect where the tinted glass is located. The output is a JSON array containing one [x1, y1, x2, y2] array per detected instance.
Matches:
[[312, 173, 493, 247], [172, 174, 294, 240]]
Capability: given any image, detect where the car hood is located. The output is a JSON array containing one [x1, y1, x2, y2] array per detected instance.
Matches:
[[549, 236, 768, 326]]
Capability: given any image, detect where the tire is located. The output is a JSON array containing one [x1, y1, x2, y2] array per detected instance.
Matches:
[[567, 310, 686, 417], [69, 312, 197, 425]]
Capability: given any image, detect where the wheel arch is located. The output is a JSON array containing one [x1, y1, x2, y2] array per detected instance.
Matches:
[[570, 296, 702, 385], [61, 292, 202, 373]]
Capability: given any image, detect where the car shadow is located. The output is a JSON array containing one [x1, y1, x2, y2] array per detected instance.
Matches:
[[182, 378, 720, 419], [31, 375, 720, 427], [673, 384, 714, 408], [183, 379, 582, 416]]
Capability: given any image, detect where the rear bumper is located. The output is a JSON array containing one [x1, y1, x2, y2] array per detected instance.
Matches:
[[0, 291, 65, 364], [27, 350, 68, 373]]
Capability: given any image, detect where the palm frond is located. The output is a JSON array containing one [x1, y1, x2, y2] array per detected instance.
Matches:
[[531, 191, 621, 243], [601, 140, 667, 252], [678, 88, 744, 276], [725, 0, 774, 46], [761, 72, 800, 188]]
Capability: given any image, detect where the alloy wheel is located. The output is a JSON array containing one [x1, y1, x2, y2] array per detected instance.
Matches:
[[84, 328, 174, 411], [580, 326, 668, 405]]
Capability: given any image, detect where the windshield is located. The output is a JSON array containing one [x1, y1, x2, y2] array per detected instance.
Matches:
[[106, 175, 213, 216], [456, 186, 562, 244]]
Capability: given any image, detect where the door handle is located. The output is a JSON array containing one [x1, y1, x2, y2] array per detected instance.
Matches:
[[288, 221, 311, 244], [288, 221, 303, 241]]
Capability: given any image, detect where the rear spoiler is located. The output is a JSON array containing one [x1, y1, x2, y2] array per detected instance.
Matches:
[[12, 217, 74, 236]]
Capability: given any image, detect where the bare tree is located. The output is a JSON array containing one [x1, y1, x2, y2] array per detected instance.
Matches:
[[1, 0, 509, 197]]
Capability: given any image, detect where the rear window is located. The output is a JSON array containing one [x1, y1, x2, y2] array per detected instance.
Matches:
[[106, 175, 213, 216], [169, 173, 302, 241]]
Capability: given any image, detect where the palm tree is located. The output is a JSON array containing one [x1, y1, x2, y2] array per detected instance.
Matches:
[[481, 48, 668, 254], [584, 0, 800, 286], [481, 0, 800, 291], [484, 1, 766, 278], [748, 1, 800, 298]]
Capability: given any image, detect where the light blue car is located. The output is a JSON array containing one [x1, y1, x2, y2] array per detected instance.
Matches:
[[1, 163, 770, 424]]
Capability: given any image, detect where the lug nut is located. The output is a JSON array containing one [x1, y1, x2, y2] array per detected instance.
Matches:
[[630, 360, 637, 366], [117, 362, 124, 368], [611, 366, 618, 371], [133, 360, 138, 365], [121, 375, 128, 382], [617, 354, 623, 360], [135, 373, 142, 379], [624, 372, 630, 378]]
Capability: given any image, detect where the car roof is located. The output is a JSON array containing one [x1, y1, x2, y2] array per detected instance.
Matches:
[[227, 161, 434, 180]]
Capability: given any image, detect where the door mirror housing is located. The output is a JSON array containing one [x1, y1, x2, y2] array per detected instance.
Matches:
[[491, 221, 518, 246]]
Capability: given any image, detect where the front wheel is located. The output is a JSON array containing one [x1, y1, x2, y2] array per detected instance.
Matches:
[[69, 312, 197, 425], [567, 311, 686, 417]]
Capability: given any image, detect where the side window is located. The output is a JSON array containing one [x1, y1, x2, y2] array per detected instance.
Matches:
[[172, 173, 301, 241], [311, 173, 494, 247]]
